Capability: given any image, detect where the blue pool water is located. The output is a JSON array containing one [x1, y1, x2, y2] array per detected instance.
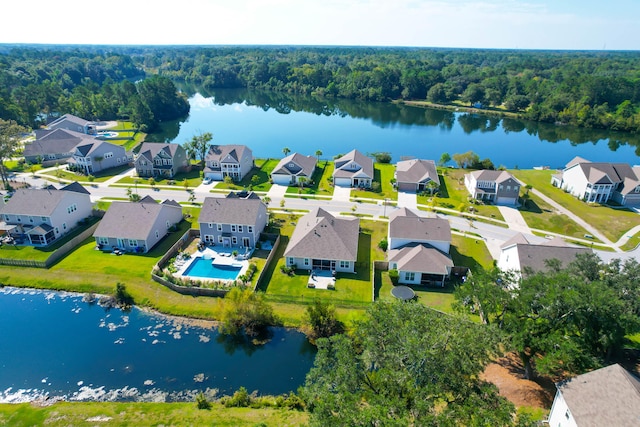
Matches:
[[183, 257, 241, 280]]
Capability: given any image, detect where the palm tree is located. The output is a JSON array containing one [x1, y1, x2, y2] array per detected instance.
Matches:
[[315, 149, 323, 161], [282, 147, 291, 157]]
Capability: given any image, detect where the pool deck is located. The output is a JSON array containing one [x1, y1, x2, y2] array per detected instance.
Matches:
[[308, 270, 336, 290], [175, 248, 249, 282]]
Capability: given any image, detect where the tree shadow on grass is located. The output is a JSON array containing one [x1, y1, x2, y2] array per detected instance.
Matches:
[[450, 245, 485, 273], [519, 198, 542, 214]]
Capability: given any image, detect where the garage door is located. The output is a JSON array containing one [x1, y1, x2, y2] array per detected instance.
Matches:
[[397, 182, 415, 192], [271, 174, 291, 185], [334, 177, 352, 187], [497, 197, 517, 205]]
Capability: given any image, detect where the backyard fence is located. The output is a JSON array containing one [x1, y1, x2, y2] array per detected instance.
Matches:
[[254, 233, 281, 292], [151, 272, 231, 297], [154, 228, 199, 270]]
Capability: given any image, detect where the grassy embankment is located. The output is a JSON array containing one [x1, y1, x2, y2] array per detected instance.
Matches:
[[285, 160, 334, 198], [351, 163, 398, 201], [0, 402, 307, 427], [511, 169, 640, 242]]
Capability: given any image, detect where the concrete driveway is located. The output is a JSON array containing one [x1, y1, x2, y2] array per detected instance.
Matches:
[[397, 191, 417, 209], [266, 184, 288, 200], [332, 186, 352, 202], [497, 205, 533, 235]]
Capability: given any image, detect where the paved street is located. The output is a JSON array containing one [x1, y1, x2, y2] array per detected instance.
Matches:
[[9, 166, 640, 263]]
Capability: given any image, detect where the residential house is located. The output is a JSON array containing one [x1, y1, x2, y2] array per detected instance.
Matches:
[[199, 192, 267, 249], [497, 233, 592, 280], [68, 139, 130, 175], [333, 149, 374, 188], [93, 197, 183, 253], [135, 142, 190, 178], [551, 156, 640, 206], [270, 153, 317, 186], [387, 208, 453, 286], [47, 114, 97, 135], [23, 129, 88, 165], [395, 159, 440, 193], [464, 170, 520, 205], [0, 182, 92, 246], [284, 208, 359, 273], [548, 364, 640, 427], [203, 145, 253, 181]]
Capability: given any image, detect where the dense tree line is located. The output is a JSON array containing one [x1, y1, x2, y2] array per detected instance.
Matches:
[[2, 45, 640, 133], [141, 46, 640, 133], [455, 253, 640, 380], [0, 48, 188, 131]]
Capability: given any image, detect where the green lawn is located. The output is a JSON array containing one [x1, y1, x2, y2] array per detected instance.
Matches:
[[5, 160, 42, 173], [518, 192, 591, 239], [511, 169, 640, 242], [40, 165, 132, 183], [375, 269, 457, 314], [0, 217, 100, 262], [417, 169, 504, 220], [215, 158, 278, 192], [351, 163, 397, 201], [118, 167, 203, 187], [0, 402, 308, 427], [285, 161, 334, 197]]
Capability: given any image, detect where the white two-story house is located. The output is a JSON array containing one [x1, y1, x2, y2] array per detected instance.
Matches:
[[333, 149, 374, 188], [203, 145, 253, 182]]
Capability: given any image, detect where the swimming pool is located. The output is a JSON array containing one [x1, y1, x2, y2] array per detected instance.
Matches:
[[182, 257, 241, 281]]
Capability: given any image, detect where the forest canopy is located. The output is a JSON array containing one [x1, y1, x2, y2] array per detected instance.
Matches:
[[1, 45, 640, 133]]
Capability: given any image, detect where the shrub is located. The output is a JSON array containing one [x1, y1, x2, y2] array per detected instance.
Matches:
[[224, 386, 251, 407], [371, 181, 381, 192], [114, 282, 134, 307], [378, 238, 388, 251], [196, 392, 211, 410], [371, 152, 392, 163], [87, 175, 95, 182], [388, 269, 399, 285]]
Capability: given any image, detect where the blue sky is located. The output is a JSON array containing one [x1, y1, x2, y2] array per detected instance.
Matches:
[[4, 0, 639, 50]]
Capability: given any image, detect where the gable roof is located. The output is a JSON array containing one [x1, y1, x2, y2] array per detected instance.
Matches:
[[556, 364, 640, 427], [469, 170, 518, 184], [47, 114, 92, 129], [396, 159, 440, 185], [272, 153, 317, 177], [205, 145, 251, 163], [137, 142, 183, 162], [501, 233, 591, 272], [388, 243, 453, 274], [60, 181, 90, 195], [93, 198, 180, 240], [24, 129, 88, 158], [0, 185, 89, 216], [199, 196, 266, 225], [388, 207, 419, 221], [389, 208, 451, 242], [333, 149, 374, 179], [565, 157, 639, 186], [284, 208, 359, 261]]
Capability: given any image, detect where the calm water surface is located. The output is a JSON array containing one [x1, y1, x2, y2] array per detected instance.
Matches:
[[0, 287, 315, 402], [149, 88, 640, 169]]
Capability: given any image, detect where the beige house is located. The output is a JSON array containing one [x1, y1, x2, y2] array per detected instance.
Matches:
[[270, 153, 317, 186], [395, 159, 440, 193], [333, 149, 373, 188]]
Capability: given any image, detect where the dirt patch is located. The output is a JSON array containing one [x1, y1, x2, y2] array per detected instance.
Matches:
[[481, 353, 555, 410]]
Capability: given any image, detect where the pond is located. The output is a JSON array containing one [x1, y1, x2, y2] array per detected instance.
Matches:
[[149, 87, 640, 170], [0, 287, 316, 403]]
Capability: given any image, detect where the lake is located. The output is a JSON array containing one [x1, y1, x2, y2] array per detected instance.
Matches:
[[0, 287, 315, 403], [149, 88, 640, 169]]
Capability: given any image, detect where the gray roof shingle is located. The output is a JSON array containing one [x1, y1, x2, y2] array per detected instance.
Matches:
[[333, 149, 374, 180], [502, 233, 591, 273], [93, 198, 180, 240], [199, 196, 266, 225], [396, 159, 440, 185], [0, 185, 88, 216], [556, 364, 640, 427], [284, 208, 359, 261], [389, 209, 451, 242], [388, 243, 453, 274], [272, 153, 317, 177]]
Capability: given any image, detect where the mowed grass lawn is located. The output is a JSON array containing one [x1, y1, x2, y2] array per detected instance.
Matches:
[[351, 163, 397, 201], [518, 192, 591, 239], [418, 169, 504, 221], [259, 215, 386, 307], [117, 167, 203, 187], [512, 169, 640, 242], [286, 161, 334, 197], [0, 402, 308, 427], [40, 165, 132, 183], [215, 158, 278, 192]]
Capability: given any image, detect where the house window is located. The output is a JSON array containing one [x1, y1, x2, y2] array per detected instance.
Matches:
[[98, 236, 109, 245], [67, 204, 77, 214], [287, 257, 295, 265], [117, 158, 121, 164], [104, 152, 113, 159], [248, 226, 253, 233], [29, 216, 34, 223], [217, 224, 222, 231], [166, 220, 170, 229], [289, 163, 295, 167], [55, 227, 59, 234], [238, 225, 243, 233], [41, 216, 47, 222], [232, 236, 237, 244], [304, 258, 309, 266], [155, 231, 159, 238], [405, 272, 415, 281], [211, 161, 218, 167], [208, 223, 214, 228], [204, 235, 214, 243], [3, 215, 9, 221], [218, 236, 223, 243], [340, 260, 349, 269], [506, 185, 511, 191], [499, 185, 503, 190], [565, 410, 570, 420], [63, 223, 67, 230], [231, 225, 237, 232], [129, 239, 137, 247]]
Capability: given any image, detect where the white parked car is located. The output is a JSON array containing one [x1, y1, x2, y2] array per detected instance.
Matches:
[[202, 177, 213, 185]]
